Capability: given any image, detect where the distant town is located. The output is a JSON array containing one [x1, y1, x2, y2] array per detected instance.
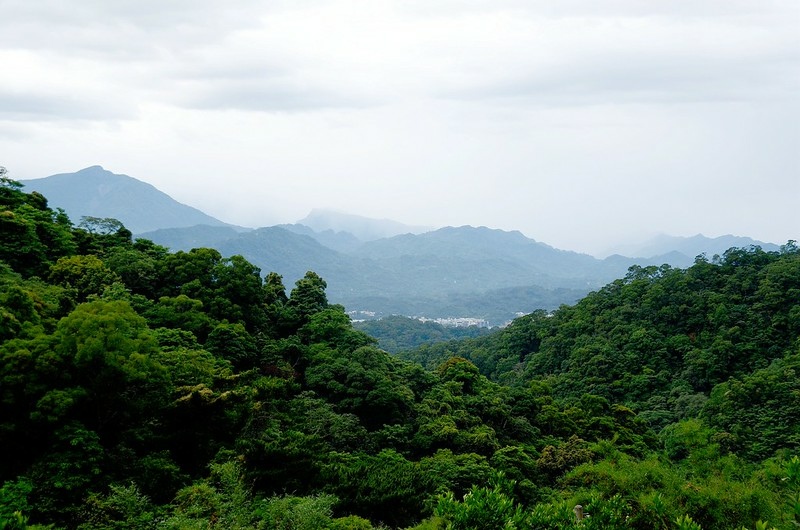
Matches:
[[347, 310, 519, 329]]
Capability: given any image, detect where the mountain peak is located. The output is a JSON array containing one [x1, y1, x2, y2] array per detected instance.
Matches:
[[20, 168, 236, 234], [78, 165, 107, 173]]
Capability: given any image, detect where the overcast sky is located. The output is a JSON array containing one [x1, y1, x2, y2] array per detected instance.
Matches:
[[1, 0, 798, 255]]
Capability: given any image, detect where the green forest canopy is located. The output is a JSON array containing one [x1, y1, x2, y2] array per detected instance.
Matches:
[[1, 169, 799, 529]]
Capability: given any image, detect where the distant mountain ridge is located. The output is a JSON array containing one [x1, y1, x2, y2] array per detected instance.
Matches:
[[20, 166, 242, 234], [297, 208, 431, 241], [27, 166, 785, 324], [139, 222, 723, 323], [606, 233, 780, 262], [277, 223, 364, 253], [137, 225, 244, 250]]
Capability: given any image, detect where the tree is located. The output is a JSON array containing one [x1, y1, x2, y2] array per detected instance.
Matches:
[[288, 271, 328, 324], [0, 199, 75, 277], [305, 345, 414, 429], [299, 307, 375, 350], [144, 295, 215, 342], [27, 423, 106, 526], [103, 246, 163, 299], [78, 216, 126, 236], [323, 450, 425, 527], [0, 166, 25, 208], [49, 255, 120, 302], [205, 322, 258, 369], [435, 473, 528, 530], [46, 300, 169, 435], [73, 217, 133, 256]]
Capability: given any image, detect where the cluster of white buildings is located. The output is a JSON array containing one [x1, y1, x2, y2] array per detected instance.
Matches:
[[416, 316, 490, 328]]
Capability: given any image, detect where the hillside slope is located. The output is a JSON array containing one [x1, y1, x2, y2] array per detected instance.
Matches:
[[403, 245, 800, 446], [21, 166, 239, 233]]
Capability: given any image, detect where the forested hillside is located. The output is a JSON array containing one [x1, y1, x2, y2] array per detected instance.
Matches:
[[402, 247, 800, 440], [1, 170, 799, 530]]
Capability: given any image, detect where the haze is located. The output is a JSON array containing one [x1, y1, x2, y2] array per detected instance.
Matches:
[[1, 0, 798, 256]]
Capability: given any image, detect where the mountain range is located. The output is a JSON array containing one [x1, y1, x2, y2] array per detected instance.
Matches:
[[603, 232, 784, 262], [20, 166, 782, 324]]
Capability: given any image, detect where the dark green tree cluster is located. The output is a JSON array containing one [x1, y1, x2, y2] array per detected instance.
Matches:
[[1, 170, 798, 529], [401, 244, 800, 528], [405, 247, 800, 433]]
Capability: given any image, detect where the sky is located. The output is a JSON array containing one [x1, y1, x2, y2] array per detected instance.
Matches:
[[1, 0, 798, 256]]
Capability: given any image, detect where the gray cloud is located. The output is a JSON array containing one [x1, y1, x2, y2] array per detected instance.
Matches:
[[444, 50, 800, 106], [400, 0, 795, 20], [3, 0, 796, 114], [423, 3, 800, 107], [162, 53, 380, 112], [0, 90, 134, 121], [178, 81, 373, 112], [0, 0, 266, 61]]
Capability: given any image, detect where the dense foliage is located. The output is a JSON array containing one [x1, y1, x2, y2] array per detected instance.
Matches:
[[403, 249, 800, 431], [1, 169, 799, 529]]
